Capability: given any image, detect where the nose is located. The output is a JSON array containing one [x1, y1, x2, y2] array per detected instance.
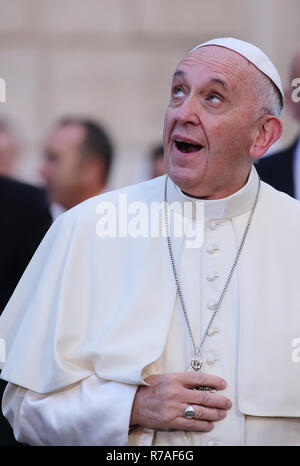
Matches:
[[175, 94, 200, 126]]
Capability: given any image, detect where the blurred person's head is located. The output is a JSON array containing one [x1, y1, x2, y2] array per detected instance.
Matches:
[[0, 120, 18, 177], [285, 47, 300, 122], [40, 117, 114, 210], [150, 144, 166, 178]]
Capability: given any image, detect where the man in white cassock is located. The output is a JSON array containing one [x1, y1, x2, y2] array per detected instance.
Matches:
[[1, 38, 300, 446]]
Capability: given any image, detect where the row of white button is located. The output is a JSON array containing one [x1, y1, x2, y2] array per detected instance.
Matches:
[[205, 220, 228, 447], [206, 356, 218, 365], [206, 222, 220, 363], [207, 245, 219, 254], [207, 440, 221, 446], [207, 300, 217, 310], [209, 221, 218, 230], [207, 326, 219, 336], [207, 273, 219, 282]]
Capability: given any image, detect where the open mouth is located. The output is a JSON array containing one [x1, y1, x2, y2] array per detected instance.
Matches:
[[175, 139, 203, 154]]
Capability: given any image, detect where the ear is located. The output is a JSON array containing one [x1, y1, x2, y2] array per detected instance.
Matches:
[[249, 116, 282, 160], [80, 156, 105, 184]]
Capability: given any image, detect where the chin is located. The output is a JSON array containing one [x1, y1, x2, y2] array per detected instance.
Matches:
[[167, 165, 204, 191]]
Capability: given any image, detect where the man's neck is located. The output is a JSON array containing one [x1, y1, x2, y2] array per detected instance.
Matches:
[[169, 164, 259, 220], [180, 177, 251, 201], [65, 184, 105, 210]]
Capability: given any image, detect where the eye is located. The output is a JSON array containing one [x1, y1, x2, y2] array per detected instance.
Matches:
[[207, 94, 222, 103], [172, 85, 185, 98]]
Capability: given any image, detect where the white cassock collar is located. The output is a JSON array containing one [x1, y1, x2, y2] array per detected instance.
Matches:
[[167, 164, 259, 221]]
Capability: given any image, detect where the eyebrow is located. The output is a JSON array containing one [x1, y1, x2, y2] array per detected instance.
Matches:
[[209, 77, 229, 91], [172, 70, 185, 80], [172, 70, 229, 92]]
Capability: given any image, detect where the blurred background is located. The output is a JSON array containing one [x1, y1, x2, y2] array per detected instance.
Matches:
[[0, 0, 299, 190]]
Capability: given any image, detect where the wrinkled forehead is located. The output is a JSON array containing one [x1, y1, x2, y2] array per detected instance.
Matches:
[[174, 45, 258, 90]]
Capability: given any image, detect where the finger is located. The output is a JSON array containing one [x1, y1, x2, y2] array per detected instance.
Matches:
[[186, 389, 232, 410], [180, 402, 227, 422], [174, 417, 214, 432], [191, 405, 227, 422], [180, 372, 227, 391]]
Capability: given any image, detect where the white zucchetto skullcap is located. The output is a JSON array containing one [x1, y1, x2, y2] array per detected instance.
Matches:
[[190, 37, 284, 104]]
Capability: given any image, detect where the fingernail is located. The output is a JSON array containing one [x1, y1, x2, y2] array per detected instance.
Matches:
[[208, 423, 214, 431], [226, 400, 232, 409], [221, 380, 227, 389], [219, 409, 226, 418]]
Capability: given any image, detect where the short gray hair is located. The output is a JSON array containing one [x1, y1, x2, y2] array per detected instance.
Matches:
[[253, 71, 282, 118]]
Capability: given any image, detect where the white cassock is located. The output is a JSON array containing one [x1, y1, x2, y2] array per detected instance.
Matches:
[[1, 165, 300, 446]]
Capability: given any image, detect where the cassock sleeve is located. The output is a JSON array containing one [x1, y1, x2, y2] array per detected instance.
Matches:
[[2, 374, 138, 446]]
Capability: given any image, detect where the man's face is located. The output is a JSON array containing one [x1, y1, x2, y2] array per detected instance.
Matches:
[[40, 124, 86, 208], [163, 46, 261, 199]]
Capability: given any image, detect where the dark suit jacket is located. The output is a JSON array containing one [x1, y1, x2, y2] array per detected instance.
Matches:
[[0, 176, 52, 445], [255, 138, 299, 198]]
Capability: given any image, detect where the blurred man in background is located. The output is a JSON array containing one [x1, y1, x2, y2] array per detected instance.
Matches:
[[256, 47, 300, 197], [0, 121, 52, 446], [0, 117, 52, 312], [40, 117, 114, 219], [0, 116, 113, 444]]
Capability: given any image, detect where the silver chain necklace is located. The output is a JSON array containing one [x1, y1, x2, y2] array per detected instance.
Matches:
[[164, 174, 261, 373]]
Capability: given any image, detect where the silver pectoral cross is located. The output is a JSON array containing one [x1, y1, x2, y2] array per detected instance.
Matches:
[[188, 347, 203, 372]]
